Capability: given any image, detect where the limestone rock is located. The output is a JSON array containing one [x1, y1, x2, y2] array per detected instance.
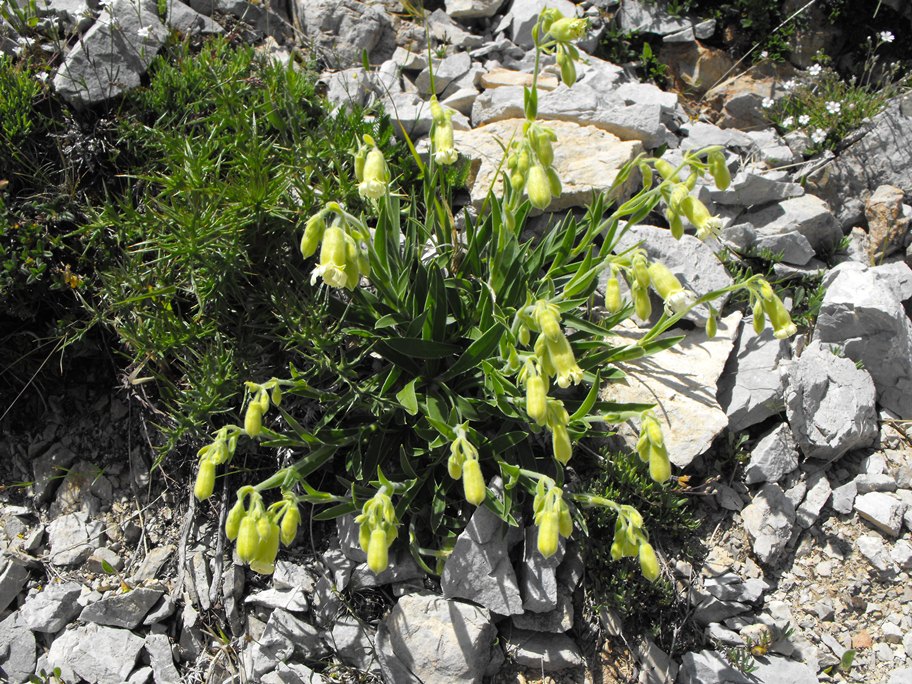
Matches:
[[166, 0, 223, 35], [79, 587, 163, 629], [796, 470, 832, 528], [292, 0, 394, 69], [718, 323, 791, 432], [601, 313, 742, 468], [864, 185, 910, 261], [518, 526, 564, 613], [504, 628, 583, 672], [328, 615, 377, 672], [144, 634, 180, 684], [679, 121, 755, 152], [453, 118, 641, 211], [53, 0, 168, 107], [375, 592, 497, 683], [47, 623, 144, 684], [441, 498, 523, 616], [0, 557, 29, 614], [814, 261, 912, 418], [678, 649, 753, 684], [617, 0, 691, 36], [509, 0, 578, 48], [741, 483, 796, 565], [446, 0, 505, 20], [660, 43, 736, 97], [856, 534, 893, 573], [0, 611, 36, 684], [20, 582, 83, 633], [784, 342, 878, 461], [744, 424, 798, 485], [708, 171, 804, 208], [854, 492, 906, 537]]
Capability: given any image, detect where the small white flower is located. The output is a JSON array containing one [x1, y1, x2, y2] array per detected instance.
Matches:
[[808, 64, 822, 77], [781, 116, 794, 128], [782, 79, 797, 91], [826, 100, 841, 115], [811, 128, 827, 144], [136, 25, 152, 39], [879, 30, 894, 43], [35, 71, 49, 82], [761, 97, 774, 109], [798, 114, 810, 126], [760, 50, 769, 59], [665, 290, 697, 316]]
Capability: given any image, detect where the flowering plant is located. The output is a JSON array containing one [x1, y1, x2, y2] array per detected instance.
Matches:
[[192, 8, 795, 580]]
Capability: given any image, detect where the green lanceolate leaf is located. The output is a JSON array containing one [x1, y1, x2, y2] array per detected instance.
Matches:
[[396, 378, 419, 416]]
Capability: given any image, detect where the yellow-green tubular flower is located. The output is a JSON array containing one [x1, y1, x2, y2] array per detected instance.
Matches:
[[225, 499, 246, 540], [447, 453, 463, 480], [462, 458, 486, 506], [638, 542, 661, 581], [762, 293, 798, 339], [531, 300, 563, 341], [271, 384, 282, 407], [758, 278, 775, 302], [546, 335, 584, 388], [537, 511, 560, 558], [682, 196, 722, 240], [244, 401, 263, 437], [311, 224, 350, 289], [641, 412, 664, 448], [707, 150, 731, 190], [552, 423, 572, 465], [654, 158, 678, 181], [548, 16, 588, 41], [558, 501, 573, 538], [353, 144, 367, 183], [752, 299, 766, 334], [605, 272, 623, 313], [546, 166, 562, 198], [280, 503, 300, 546], [431, 102, 458, 166], [556, 49, 576, 87], [359, 518, 372, 553], [648, 262, 695, 315], [300, 211, 326, 260], [530, 125, 555, 166], [194, 458, 216, 501], [518, 324, 531, 347], [636, 431, 650, 463], [638, 160, 654, 189], [533, 334, 556, 378], [666, 206, 685, 240], [647, 441, 671, 483], [525, 373, 549, 425], [343, 233, 363, 290], [250, 516, 280, 574], [367, 528, 389, 573], [236, 515, 259, 563], [257, 387, 270, 413], [526, 164, 552, 210], [358, 145, 390, 200], [632, 253, 650, 289]]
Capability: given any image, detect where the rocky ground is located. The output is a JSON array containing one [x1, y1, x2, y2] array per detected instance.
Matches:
[[3, 0, 912, 682]]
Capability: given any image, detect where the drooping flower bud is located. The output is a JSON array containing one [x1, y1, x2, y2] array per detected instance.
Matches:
[[236, 515, 259, 563], [358, 146, 390, 200], [300, 212, 326, 260], [280, 503, 300, 546], [530, 125, 555, 166], [367, 528, 389, 573], [752, 300, 766, 334], [605, 273, 622, 313], [225, 499, 246, 540], [763, 293, 798, 339], [432, 105, 458, 166], [526, 164, 552, 210], [558, 502, 573, 538], [556, 50, 577, 87], [194, 458, 216, 501], [552, 423, 572, 464], [648, 443, 671, 483], [244, 401, 263, 437], [639, 542, 661, 581], [462, 458, 486, 506], [654, 158, 678, 181], [311, 224, 350, 289], [707, 150, 731, 191], [632, 283, 652, 321], [526, 374, 548, 425], [682, 196, 722, 240], [546, 334, 584, 388], [706, 313, 717, 339], [537, 511, 560, 558], [250, 517, 280, 574]]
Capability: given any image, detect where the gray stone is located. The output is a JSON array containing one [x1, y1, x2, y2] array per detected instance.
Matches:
[[416, 52, 471, 96], [0, 611, 36, 684], [247, 609, 329, 680], [509, 0, 578, 48], [441, 501, 523, 616], [617, 0, 691, 36], [47, 510, 104, 565], [614, 81, 679, 115], [806, 94, 912, 227], [856, 534, 894, 573], [854, 492, 906, 537], [854, 473, 897, 493], [446, 0, 505, 20], [505, 628, 583, 672], [32, 443, 77, 504], [784, 342, 878, 461], [20, 581, 82, 633], [709, 171, 804, 208], [49, 460, 113, 518], [889, 668, 912, 684], [745, 128, 801, 167], [322, 67, 379, 110], [47, 623, 143, 684], [328, 614, 377, 672], [741, 483, 796, 564], [166, 0, 222, 35], [272, 560, 317, 593], [85, 547, 124, 574], [635, 636, 678, 684], [796, 471, 831, 528], [130, 544, 174, 581], [830, 479, 857, 514], [349, 546, 424, 590], [727, 195, 841, 265], [144, 634, 180, 684], [519, 526, 564, 613], [428, 9, 484, 49], [375, 592, 497, 683], [891, 539, 912, 569], [723, 221, 814, 265], [678, 649, 752, 684], [441, 87, 480, 117], [142, 593, 176, 625], [79, 587, 162, 629], [512, 591, 574, 632], [703, 572, 769, 603], [692, 593, 750, 626], [292, 0, 394, 69], [751, 656, 818, 684], [0, 557, 29, 614], [680, 121, 755, 152], [264, 661, 326, 684], [244, 587, 309, 613], [53, 0, 168, 108], [814, 262, 912, 418], [210, 0, 292, 42], [744, 424, 799, 485]]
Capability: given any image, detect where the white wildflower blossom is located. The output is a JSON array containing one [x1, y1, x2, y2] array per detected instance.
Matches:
[[761, 97, 774, 109], [760, 50, 769, 59], [798, 114, 810, 126], [808, 64, 822, 77], [782, 79, 796, 91], [781, 116, 794, 128], [136, 25, 152, 39], [811, 128, 827, 144], [826, 101, 841, 115], [879, 31, 894, 43]]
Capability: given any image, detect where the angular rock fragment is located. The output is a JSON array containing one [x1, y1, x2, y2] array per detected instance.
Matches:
[[741, 483, 795, 564]]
